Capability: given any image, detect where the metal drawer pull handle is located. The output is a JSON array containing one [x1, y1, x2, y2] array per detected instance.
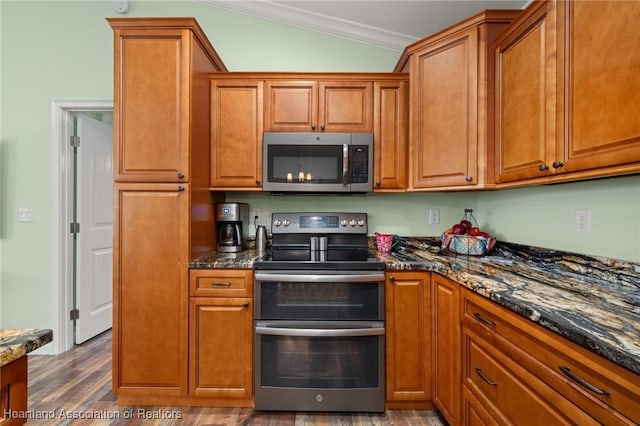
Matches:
[[211, 281, 232, 287], [475, 368, 497, 386], [473, 312, 496, 326], [559, 366, 610, 396]]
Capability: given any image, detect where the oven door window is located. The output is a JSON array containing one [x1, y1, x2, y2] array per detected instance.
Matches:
[[266, 144, 344, 184], [259, 334, 380, 388], [258, 280, 382, 321]]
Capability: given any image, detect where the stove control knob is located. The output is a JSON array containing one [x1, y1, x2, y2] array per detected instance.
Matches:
[[282, 219, 290, 227], [349, 219, 356, 226], [273, 219, 281, 227], [340, 219, 348, 227], [357, 219, 365, 226]]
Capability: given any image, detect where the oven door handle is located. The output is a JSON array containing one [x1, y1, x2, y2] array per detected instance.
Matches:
[[254, 272, 385, 282], [255, 325, 385, 338]]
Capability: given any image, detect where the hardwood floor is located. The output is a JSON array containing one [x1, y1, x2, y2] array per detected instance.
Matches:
[[27, 331, 444, 425]]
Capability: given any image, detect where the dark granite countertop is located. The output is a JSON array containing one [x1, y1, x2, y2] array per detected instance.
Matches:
[[189, 238, 640, 375], [0, 328, 53, 367]]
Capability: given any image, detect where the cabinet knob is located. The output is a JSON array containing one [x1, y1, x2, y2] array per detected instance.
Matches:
[[243, 302, 249, 308], [255, 179, 261, 184], [538, 164, 549, 172], [389, 276, 395, 282], [552, 161, 564, 169], [465, 175, 473, 182], [376, 180, 381, 186], [177, 185, 185, 192], [177, 172, 185, 179], [320, 124, 325, 131], [311, 124, 316, 130]]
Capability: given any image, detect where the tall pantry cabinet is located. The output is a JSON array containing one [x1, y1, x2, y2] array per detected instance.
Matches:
[[108, 18, 226, 404]]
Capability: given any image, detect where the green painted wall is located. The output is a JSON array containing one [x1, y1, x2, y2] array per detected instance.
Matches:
[[1, 1, 638, 336]]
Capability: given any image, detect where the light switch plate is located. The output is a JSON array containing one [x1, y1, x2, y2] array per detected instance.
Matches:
[[19, 207, 34, 222]]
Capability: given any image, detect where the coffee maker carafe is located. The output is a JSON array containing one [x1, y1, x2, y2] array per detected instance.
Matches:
[[216, 203, 249, 253]]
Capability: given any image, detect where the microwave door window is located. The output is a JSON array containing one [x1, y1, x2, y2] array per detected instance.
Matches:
[[268, 145, 342, 184]]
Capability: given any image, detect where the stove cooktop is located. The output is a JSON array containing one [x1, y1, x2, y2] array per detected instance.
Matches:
[[254, 212, 385, 270], [253, 257, 386, 271]]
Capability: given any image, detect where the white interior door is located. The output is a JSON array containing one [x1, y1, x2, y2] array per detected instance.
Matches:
[[75, 114, 114, 344]]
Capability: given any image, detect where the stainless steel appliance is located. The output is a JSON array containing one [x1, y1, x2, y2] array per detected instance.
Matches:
[[262, 132, 373, 193], [215, 202, 249, 253], [253, 212, 386, 413]]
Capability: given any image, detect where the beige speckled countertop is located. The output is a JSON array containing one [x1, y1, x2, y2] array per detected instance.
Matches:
[[190, 237, 640, 376], [0, 328, 53, 367]]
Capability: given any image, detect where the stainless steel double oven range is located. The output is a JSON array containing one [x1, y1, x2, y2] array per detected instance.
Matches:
[[253, 212, 386, 413]]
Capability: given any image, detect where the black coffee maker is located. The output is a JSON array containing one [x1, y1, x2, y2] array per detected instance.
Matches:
[[215, 203, 249, 252]]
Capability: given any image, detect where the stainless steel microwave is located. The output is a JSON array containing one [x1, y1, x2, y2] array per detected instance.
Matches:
[[262, 132, 373, 193]]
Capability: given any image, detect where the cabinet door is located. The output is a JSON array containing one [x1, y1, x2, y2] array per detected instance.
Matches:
[[385, 271, 431, 405], [494, 2, 557, 183], [374, 80, 408, 191], [264, 80, 318, 132], [432, 274, 461, 424], [559, 0, 640, 173], [320, 81, 373, 133], [189, 297, 253, 401], [113, 183, 188, 396], [410, 27, 479, 188], [210, 80, 263, 189], [113, 29, 190, 182]]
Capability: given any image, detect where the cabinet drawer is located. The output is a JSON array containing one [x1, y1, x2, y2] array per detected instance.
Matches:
[[463, 328, 598, 426], [462, 288, 640, 425], [190, 269, 253, 297]]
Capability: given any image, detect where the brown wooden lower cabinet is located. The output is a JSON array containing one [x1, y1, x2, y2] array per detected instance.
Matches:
[[385, 271, 431, 408], [461, 287, 640, 425], [463, 326, 598, 425], [431, 274, 461, 424], [462, 384, 498, 426], [188, 269, 253, 406], [114, 183, 189, 400], [1, 357, 27, 426]]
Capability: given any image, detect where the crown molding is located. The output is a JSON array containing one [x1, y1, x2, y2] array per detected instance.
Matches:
[[196, 0, 418, 51]]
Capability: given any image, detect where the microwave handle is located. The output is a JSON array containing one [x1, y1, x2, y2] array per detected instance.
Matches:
[[342, 144, 350, 185]]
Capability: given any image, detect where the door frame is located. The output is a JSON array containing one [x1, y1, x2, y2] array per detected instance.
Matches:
[[50, 100, 113, 354]]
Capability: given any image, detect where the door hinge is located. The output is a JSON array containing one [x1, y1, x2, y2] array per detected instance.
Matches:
[[70, 222, 80, 234], [70, 136, 80, 147], [70, 309, 80, 321]]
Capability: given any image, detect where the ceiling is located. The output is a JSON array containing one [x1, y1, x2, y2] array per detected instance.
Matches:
[[197, 0, 530, 51]]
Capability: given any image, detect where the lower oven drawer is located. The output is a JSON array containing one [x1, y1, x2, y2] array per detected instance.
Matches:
[[254, 320, 385, 412]]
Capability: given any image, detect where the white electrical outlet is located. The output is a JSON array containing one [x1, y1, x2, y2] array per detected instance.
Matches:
[[575, 209, 591, 233], [252, 209, 272, 227], [429, 208, 440, 225], [19, 207, 34, 222]]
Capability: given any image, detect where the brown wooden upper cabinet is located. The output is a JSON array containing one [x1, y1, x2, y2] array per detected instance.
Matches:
[[373, 80, 409, 191], [264, 79, 374, 133], [109, 18, 226, 183], [495, 0, 640, 185], [395, 11, 520, 191], [210, 79, 263, 190]]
